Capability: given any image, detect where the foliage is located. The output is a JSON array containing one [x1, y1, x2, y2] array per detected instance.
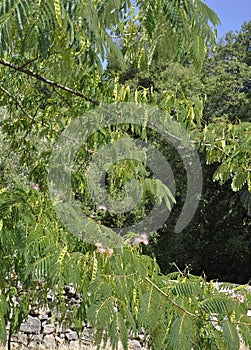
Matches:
[[152, 159, 251, 284], [143, 23, 251, 283], [201, 22, 251, 192], [0, 186, 250, 349], [0, 1, 250, 350], [106, 22, 251, 284]]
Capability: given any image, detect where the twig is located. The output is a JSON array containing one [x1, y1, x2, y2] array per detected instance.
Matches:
[[0, 59, 100, 106], [52, 86, 72, 107], [0, 85, 33, 120], [145, 276, 198, 318], [22, 105, 41, 139], [109, 32, 139, 38], [17, 57, 39, 70], [171, 262, 184, 276], [145, 276, 251, 326]]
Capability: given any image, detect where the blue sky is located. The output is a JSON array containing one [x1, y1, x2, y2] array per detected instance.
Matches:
[[204, 0, 251, 39]]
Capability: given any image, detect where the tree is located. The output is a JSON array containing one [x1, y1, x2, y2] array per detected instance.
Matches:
[[106, 22, 251, 284], [0, 1, 250, 350], [142, 23, 251, 284]]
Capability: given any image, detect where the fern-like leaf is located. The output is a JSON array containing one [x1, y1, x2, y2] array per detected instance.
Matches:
[[166, 314, 194, 350], [222, 319, 240, 350]]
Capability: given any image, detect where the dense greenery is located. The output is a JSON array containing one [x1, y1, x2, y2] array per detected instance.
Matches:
[[107, 22, 251, 283], [0, 1, 250, 349]]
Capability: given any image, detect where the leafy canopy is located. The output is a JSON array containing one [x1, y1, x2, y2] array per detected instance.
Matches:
[[0, 1, 250, 350]]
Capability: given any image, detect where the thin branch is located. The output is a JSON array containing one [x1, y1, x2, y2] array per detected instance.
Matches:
[[52, 86, 72, 108], [109, 32, 139, 38], [22, 105, 41, 139], [145, 276, 251, 326], [18, 57, 39, 70], [0, 59, 100, 106], [0, 85, 33, 120], [171, 262, 184, 276], [145, 276, 198, 318]]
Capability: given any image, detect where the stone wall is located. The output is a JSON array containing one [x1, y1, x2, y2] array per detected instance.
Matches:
[[5, 284, 251, 350], [9, 313, 145, 349], [7, 285, 146, 350]]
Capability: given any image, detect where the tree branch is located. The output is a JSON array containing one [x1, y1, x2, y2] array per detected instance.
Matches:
[[145, 276, 198, 318], [0, 85, 33, 120], [0, 59, 100, 106], [145, 276, 251, 326]]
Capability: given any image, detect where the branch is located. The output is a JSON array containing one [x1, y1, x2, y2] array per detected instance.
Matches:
[[0, 59, 100, 106], [145, 276, 198, 318], [52, 86, 72, 107], [145, 276, 251, 326], [0, 85, 33, 120], [109, 32, 139, 38], [18, 57, 39, 70]]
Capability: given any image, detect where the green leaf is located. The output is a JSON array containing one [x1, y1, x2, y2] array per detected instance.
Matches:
[[222, 319, 240, 350], [231, 171, 248, 191], [166, 315, 194, 350]]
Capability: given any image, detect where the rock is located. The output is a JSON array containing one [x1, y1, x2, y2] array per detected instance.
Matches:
[[11, 334, 18, 342], [17, 333, 28, 344], [81, 333, 93, 345], [28, 341, 40, 349], [10, 341, 20, 349], [128, 339, 142, 349], [43, 324, 55, 334], [43, 334, 56, 349], [36, 345, 46, 350], [59, 333, 66, 340], [65, 331, 78, 341], [55, 335, 64, 344], [69, 340, 80, 349], [30, 333, 43, 342], [39, 313, 49, 321], [12, 282, 251, 350], [20, 316, 41, 333], [58, 345, 71, 350]]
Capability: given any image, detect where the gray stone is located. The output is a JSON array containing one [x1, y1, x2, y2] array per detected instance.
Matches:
[[30, 333, 43, 341], [18, 333, 28, 344], [20, 316, 41, 333], [65, 331, 78, 341], [128, 339, 142, 350], [138, 333, 145, 341], [36, 345, 46, 350], [69, 340, 80, 349], [43, 324, 55, 334], [43, 334, 56, 349], [81, 333, 93, 345], [39, 313, 49, 321], [31, 308, 39, 316], [28, 341, 40, 349], [10, 341, 20, 349], [58, 345, 70, 350], [55, 335, 64, 344], [11, 334, 18, 342]]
